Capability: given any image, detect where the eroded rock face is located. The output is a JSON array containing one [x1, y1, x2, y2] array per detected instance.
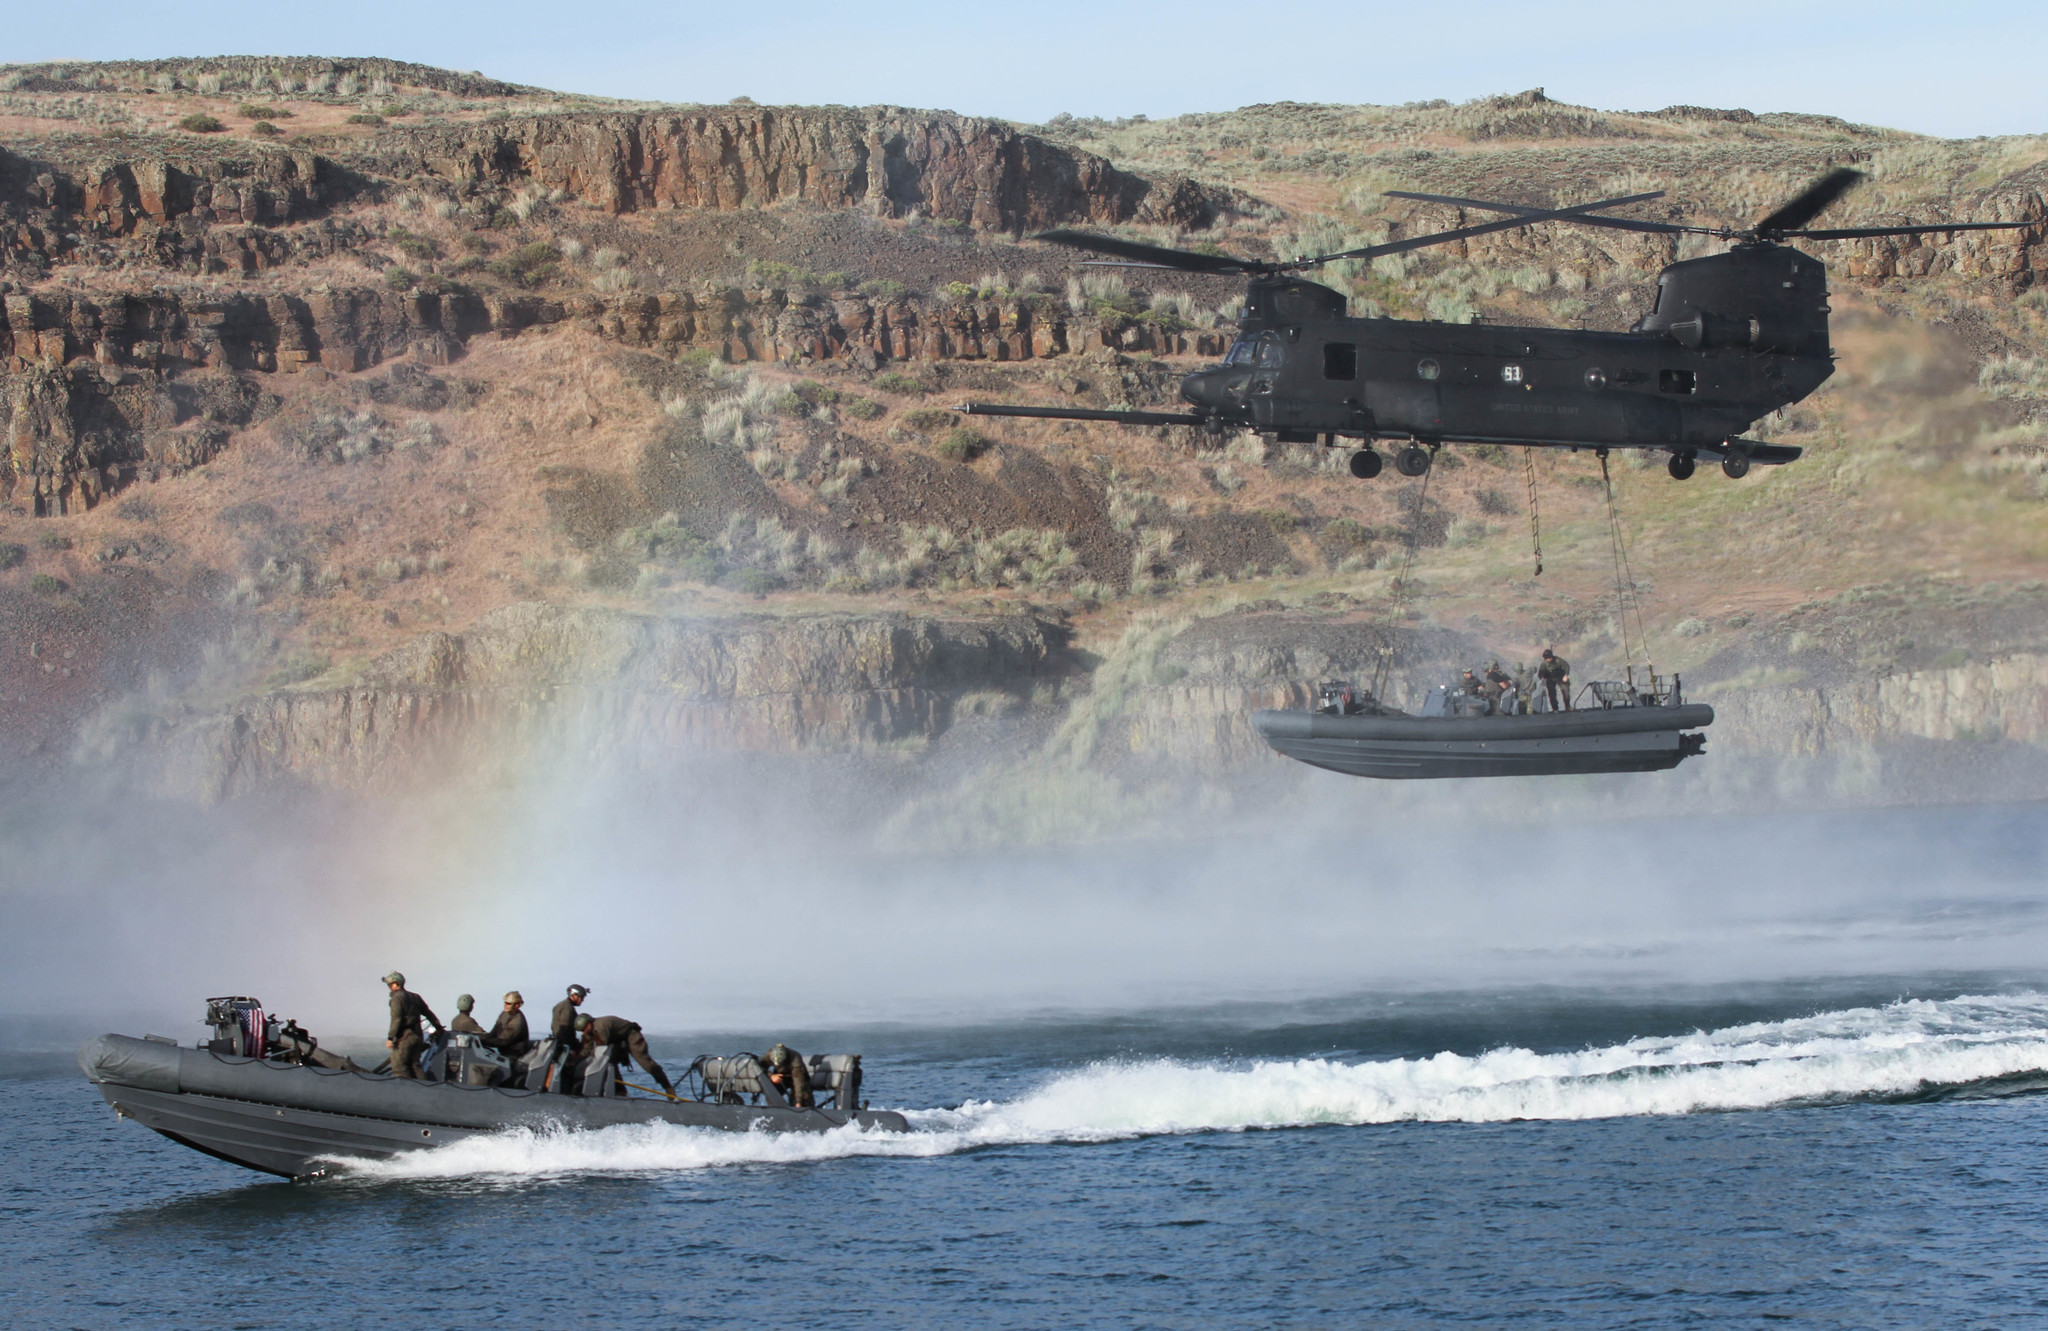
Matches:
[[0, 279, 1225, 511], [0, 142, 359, 277], [109, 605, 1070, 798], [374, 108, 1226, 232], [0, 356, 264, 514]]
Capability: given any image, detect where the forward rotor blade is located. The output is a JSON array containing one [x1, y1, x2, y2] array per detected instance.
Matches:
[[1753, 167, 1865, 236], [1786, 220, 2037, 240], [1385, 189, 1701, 236], [1031, 229, 1263, 274], [1297, 191, 1669, 268]]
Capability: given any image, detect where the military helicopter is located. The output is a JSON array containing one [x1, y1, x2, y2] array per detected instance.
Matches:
[[962, 169, 2032, 480]]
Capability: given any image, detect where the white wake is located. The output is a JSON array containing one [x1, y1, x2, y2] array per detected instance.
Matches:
[[339, 992, 2048, 1180]]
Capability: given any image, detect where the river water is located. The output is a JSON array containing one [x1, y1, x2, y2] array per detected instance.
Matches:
[[8, 802, 2048, 1326], [11, 983, 2048, 1327]]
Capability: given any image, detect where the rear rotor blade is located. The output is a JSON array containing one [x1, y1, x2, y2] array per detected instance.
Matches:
[[1787, 220, 2037, 240], [1753, 167, 1866, 236], [1297, 191, 1669, 268], [1031, 229, 1265, 274]]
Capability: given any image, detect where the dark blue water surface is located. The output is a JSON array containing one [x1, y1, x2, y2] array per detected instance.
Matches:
[[11, 985, 2048, 1329]]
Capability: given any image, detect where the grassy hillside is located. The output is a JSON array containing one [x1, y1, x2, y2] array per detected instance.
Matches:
[[1, 67, 2044, 751]]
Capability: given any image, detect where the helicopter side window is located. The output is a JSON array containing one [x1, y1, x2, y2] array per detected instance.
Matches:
[[1659, 369, 1697, 395], [1255, 334, 1285, 368], [1417, 358, 1441, 381], [1224, 340, 1255, 366], [1322, 342, 1357, 381]]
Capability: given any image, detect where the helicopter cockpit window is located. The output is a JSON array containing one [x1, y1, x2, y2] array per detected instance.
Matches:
[[1322, 342, 1357, 381], [1224, 339, 1255, 366], [1417, 358, 1441, 381], [1254, 334, 1285, 368]]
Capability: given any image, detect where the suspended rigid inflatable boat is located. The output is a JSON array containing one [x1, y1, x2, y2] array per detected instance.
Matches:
[[79, 997, 909, 1179], [1253, 678, 1713, 780]]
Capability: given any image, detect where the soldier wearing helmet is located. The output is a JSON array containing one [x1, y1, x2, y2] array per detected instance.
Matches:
[[382, 971, 444, 1079], [449, 994, 486, 1036], [1538, 649, 1573, 711], [573, 1012, 675, 1097], [762, 1042, 814, 1109], [550, 984, 590, 1047], [485, 991, 532, 1061]]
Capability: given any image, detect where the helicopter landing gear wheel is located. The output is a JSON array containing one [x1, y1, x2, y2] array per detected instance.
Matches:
[[1395, 444, 1432, 478], [1721, 453, 1751, 480], [1668, 453, 1696, 480], [1349, 449, 1383, 479]]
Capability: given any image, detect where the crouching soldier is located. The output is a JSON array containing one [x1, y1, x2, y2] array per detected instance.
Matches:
[[383, 971, 445, 1079], [762, 1043, 814, 1108], [573, 1013, 675, 1097]]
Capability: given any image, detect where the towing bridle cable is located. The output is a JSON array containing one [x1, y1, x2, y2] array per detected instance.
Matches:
[[1369, 455, 1434, 701], [1522, 446, 1544, 577], [1598, 450, 1656, 694]]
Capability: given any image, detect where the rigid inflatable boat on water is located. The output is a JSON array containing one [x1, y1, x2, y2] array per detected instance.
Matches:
[[1253, 678, 1713, 779], [80, 998, 909, 1179]]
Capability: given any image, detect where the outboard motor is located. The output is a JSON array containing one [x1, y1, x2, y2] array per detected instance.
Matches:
[[203, 996, 267, 1057]]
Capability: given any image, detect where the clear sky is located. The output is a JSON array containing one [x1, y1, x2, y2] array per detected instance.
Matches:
[[9, 0, 2046, 139]]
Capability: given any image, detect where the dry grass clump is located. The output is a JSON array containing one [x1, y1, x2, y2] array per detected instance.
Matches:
[[278, 411, 440, 464]]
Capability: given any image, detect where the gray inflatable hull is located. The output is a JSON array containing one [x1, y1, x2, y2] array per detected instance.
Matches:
[[1252, 703, 1715, 779], [80, 1034, 911, 1179]]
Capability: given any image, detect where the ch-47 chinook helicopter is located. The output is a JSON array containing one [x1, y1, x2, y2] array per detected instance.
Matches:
[[962, 169, 2032, 480]]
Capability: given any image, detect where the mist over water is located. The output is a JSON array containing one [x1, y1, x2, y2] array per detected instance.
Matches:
[[4, 733, 2045, 1039]]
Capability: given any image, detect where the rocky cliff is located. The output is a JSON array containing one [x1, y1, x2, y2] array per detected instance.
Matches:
[[0, 279, 1227, 514], [368, 108, 1228, 232], [101, 603, 1067, 799]]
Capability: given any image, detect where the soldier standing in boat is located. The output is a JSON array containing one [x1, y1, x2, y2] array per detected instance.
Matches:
[[449, 994, 486, 1036], [1538, 649, 1573, 711], [383, 971, 445, 1079], [486, 991, 532, 1062], [551, 985, 590, 1045]]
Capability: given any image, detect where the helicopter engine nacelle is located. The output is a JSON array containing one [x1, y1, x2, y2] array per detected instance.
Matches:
[[1666, 312, 1757, 350], [1637, 245, 1830, 357]]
